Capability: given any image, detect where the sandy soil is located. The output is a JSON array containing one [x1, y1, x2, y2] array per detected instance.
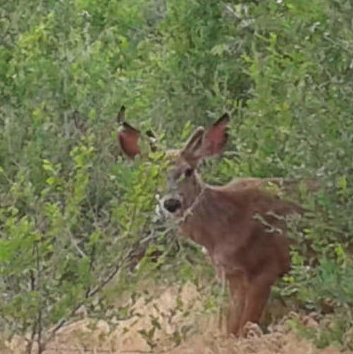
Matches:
[[2, 283, 341, 354]]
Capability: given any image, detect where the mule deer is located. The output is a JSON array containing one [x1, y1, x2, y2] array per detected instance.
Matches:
[[118, 110, 306, 336]]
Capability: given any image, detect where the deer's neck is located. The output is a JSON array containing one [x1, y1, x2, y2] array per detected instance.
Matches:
[[181, 172, 204, 211], [179, 184, 237, 250]]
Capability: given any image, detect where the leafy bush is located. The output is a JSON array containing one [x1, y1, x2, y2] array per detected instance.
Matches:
[[0, 0, 353, 352]]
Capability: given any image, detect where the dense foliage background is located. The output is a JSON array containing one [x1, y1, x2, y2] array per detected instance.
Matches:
[[0, 0, 353, 352]]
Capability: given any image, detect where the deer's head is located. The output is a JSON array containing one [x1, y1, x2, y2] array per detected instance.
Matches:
[[118, 108, 230, 217]]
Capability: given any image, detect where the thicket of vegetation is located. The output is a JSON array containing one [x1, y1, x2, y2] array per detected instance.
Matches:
[[0, 0, 353, 352]]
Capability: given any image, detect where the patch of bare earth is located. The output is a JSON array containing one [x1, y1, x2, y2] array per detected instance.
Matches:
[[3, 283, 341, 354]]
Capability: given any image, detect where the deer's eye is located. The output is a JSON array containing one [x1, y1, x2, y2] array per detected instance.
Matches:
[[184, 168, 194, 177]]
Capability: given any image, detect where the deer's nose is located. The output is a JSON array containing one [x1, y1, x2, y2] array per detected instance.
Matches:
[[163, 198, 181, 213]]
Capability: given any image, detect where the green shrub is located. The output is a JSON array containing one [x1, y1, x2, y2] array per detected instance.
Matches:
[[0, 0, 353, 351]]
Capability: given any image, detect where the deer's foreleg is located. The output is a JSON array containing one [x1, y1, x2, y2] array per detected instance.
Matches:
[[237, 272, 277, 334], [226, 271, 248, 336]]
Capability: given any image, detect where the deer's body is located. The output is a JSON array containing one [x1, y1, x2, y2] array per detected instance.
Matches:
[[165, 166, 302, 334], [118, 109, 306, 335], [180, 183, 297, 277]]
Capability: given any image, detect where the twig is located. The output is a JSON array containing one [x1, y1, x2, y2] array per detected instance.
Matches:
[[26, 270, 36, 354], [35, 243, 44, 354], [41, 248, 134, 350]]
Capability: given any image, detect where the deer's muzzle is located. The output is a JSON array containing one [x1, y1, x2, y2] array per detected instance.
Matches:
[[163, 198, 182, 213]]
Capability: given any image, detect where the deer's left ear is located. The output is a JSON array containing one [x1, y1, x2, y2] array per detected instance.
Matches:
[[202, 113, 230, 157], [118, 122, 141, 159], [181, 113, 230, 167]]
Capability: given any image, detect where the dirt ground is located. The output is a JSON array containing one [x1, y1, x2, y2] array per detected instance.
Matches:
[[2, 283, 342, 354]]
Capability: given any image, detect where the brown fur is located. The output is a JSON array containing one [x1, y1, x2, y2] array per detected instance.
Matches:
[[168, 158, 302, 335], [118, 111, 310, 336]]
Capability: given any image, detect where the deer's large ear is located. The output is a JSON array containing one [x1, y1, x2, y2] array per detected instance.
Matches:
[[182, 127, 205, 154], [202, 113, 230, 157], [181, 126, 205, 165], [181, 113, 230, 166], [118, 121, 141, 159]]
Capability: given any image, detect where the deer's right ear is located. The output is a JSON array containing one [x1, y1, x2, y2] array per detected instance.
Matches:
[[118, 122, 141, 159]]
